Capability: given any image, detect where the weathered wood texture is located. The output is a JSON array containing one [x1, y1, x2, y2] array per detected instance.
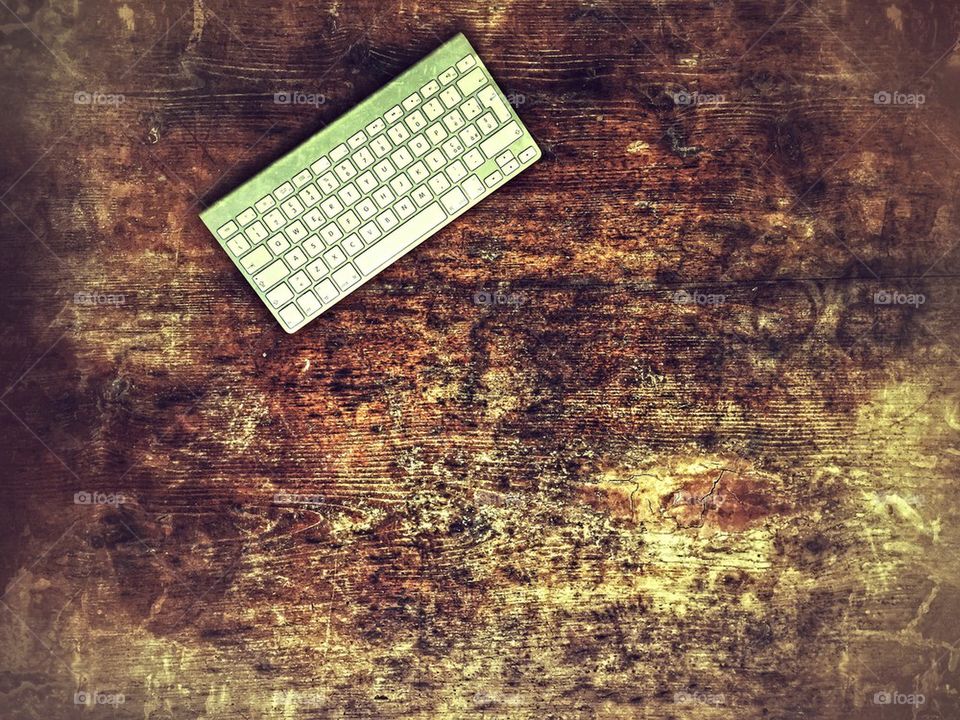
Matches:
[[2, 0, 960, 718]]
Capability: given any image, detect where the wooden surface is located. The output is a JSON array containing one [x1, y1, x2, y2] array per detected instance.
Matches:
[[2, 0, 960, 718]]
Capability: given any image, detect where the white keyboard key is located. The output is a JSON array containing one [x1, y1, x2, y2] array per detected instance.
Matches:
[[285, 247, 307, 269], [420, 79, 440, 97], [274, 182, 295, 201], [245, 221, 268, 243], [284, 220, 308, 242], [390, 173, 412, 196], [461, 97, 482, 120], [339, 209, 360, 233], [255, 195, 275, 213], [447, 160, 468, 183], [462, 175, 485, 199], [408, 161, 430, 183], [347, 130, 366, 149], [304, 208, 325, 230], [236, 207, 257, 226], [297, 290, 321, 315], [477, 112, 498, 135], [310, 157, 331, 175], [343, 233, 364, 255], [402, 93, 421, 111], [315, 279, 338, 303], [321, 197, 344, 217], [334, 159, 357, 183], [385, 105, 403, 123], [411, 185, 432, 207], [266, 282, 293, 307], [292, 169, 312, 188], [478, 85, 511, 122], [480, 121, 522, 159], [321, 223, 344, 244], [428, 173, 451, 195], [365, 118, 386, 136], [405, 110, 428, 132], [217, 220, 238, 239], [443, 109, 466, 133], [374, 159, 396, 182], [264, 209, 286, 231], [497, 150, 515, 168], [332, 263, 361, 291], [425, 149, 446, 171], [484, 170, 503, 187], [314, 172, 335, 194], [371, 135, 392, 157], [391, 147, 414, 169], [254, 259, 289, 290], [377, 208, 399, 231], [409, 134, 430, 157], [227, 235, 251, 255], [330, 144, 349, 161], [457, 55, 476, 72], [456, 67, 485, 97], [306, 258, 328, 280], [425, 122, 447, 145], [423, 98, 445, 121], [464, 148, 484, 170], [459, 124, 482, 147], [324, 246, 347, 268], [356, 198, 377, 220], [355, 202, 446, 275], [441, 136, 465, 159], [338, 183, 361, 206], [279, 303, 304, 328], [354, 147, 375, 169], [395, 196, 416, 219], [268, 234, 291, 254], [440, 186, 468, 214], [303, 234, 324, 257], [298, 184, 322, 206], [241, 245, 272, 273], [502, 159, 520, 175], [373, 186, 395, 208], [359, 221, 381, 243], [519, 146, 537, 163], [387, 123, 410, 145], [289, 270, 311, 293], [439, 67, 457, 85], [440, 86, 462, 108], [281, 197, 305, 219], [357, 171, 378, 193]]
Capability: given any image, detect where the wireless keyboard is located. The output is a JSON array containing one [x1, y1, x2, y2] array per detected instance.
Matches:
[[200, 33, 541, 333]]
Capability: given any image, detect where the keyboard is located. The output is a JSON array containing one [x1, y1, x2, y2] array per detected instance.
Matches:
[[200, 33, 541, 333]]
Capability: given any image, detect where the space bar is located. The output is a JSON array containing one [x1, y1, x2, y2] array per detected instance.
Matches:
[[355, 203, 447, 275]]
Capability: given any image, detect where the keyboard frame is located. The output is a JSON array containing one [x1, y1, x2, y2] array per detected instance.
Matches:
[[200, 33, 541, 333]]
